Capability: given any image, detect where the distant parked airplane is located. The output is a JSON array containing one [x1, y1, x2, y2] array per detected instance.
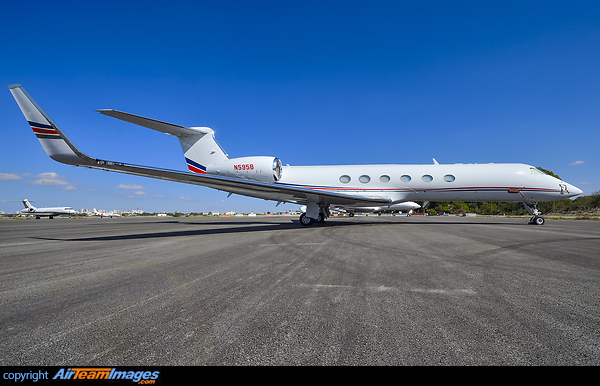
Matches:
[[9, 83, 583, 226], [93, 209, 121, 218], [331, 201, 421, 216], [19, 199, 76, 219]]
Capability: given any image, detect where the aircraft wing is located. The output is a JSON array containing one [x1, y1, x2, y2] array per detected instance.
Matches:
[[84, 160, 392, 207], [9, 84, 391, 208]]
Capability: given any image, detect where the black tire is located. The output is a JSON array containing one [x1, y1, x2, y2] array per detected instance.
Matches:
[[299, 213, 314, 226]]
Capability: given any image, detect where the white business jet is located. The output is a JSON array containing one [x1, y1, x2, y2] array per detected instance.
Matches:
[[8, 84, 582, 226], [331, 202, 421, 216], [18, 199, 76, 219], [93, 208, 121, 218]]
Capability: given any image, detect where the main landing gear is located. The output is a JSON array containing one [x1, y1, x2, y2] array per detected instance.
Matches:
[[523, 202, 545, 225], [299, 212, 325, 226], [299, 204, 329, 226]]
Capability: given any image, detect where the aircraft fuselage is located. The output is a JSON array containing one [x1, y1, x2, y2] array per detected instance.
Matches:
[[279, 163, 581, 204]]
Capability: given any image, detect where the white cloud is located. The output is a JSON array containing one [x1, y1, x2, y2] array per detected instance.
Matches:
[[134, 191, 147, 195], [570, 160, 585, 166], [32, 172, 69, 186], [32, 179, 68, 186], [37, 172, 61, 179], [116, 184, 144, 190], [29, 172, 76, 190], [0, 173, 22, 180]]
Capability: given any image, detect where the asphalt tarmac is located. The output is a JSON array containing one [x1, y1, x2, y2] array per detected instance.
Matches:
[[1, 215, 599, 365]]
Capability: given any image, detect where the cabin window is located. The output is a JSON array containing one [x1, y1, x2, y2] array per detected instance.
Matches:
[[444, 174, 455, 182], [400, 175, 411, 183], [422, 174, 433, 182], [380, 175, 391, 183], [359, 175, 371, 183], [339, 175, 351, 183]]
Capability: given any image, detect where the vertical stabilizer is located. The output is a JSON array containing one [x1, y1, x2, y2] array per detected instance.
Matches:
[[178, 128, 228, 174]]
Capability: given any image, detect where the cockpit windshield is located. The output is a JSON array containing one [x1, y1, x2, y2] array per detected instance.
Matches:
[[530, 167, 546, 175]]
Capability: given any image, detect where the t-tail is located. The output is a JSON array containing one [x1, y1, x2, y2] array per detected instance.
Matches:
[[96, 110, 282, 182], [97, 109, 229, 174]]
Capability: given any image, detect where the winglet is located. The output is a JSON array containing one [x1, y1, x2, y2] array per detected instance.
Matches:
[[8, 84, 93, 166]]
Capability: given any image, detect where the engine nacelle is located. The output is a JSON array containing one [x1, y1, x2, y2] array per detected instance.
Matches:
[[206, 156, 282, 182]]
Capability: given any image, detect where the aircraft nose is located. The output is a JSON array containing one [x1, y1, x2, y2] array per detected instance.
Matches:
[[570, 184, 583, 197], [563, 182, 583, 197]]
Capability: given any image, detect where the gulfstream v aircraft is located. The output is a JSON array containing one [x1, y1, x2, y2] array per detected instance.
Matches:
[[8, 84, 583, 226]]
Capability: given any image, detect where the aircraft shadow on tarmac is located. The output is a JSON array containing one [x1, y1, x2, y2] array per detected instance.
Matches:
[[29, 217, 526, 242], [32, 222, 296, 242]]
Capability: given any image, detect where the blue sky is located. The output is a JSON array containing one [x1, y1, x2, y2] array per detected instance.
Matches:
[[1, 0, 599, 214]]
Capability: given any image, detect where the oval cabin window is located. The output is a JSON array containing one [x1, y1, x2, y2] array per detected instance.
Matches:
[[444, 174, 455, 182]]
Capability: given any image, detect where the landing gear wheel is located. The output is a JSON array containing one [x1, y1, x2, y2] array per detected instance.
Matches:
[[529, 216, 545, 225], [299, 213, 314, 226], [316, 213, 325, 223]]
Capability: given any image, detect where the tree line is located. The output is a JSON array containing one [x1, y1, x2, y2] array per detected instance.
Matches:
[[421, 167, 599, 216], [423, 191, 600, 216]]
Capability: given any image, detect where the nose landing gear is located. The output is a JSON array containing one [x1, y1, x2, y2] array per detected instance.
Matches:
[[523, 202, 545, 225]]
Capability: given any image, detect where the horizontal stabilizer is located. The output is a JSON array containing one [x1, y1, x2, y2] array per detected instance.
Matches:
[[97, 109, 212, 137]]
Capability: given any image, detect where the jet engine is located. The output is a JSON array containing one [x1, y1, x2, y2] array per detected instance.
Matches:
[[206, 156, 282, 182]]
